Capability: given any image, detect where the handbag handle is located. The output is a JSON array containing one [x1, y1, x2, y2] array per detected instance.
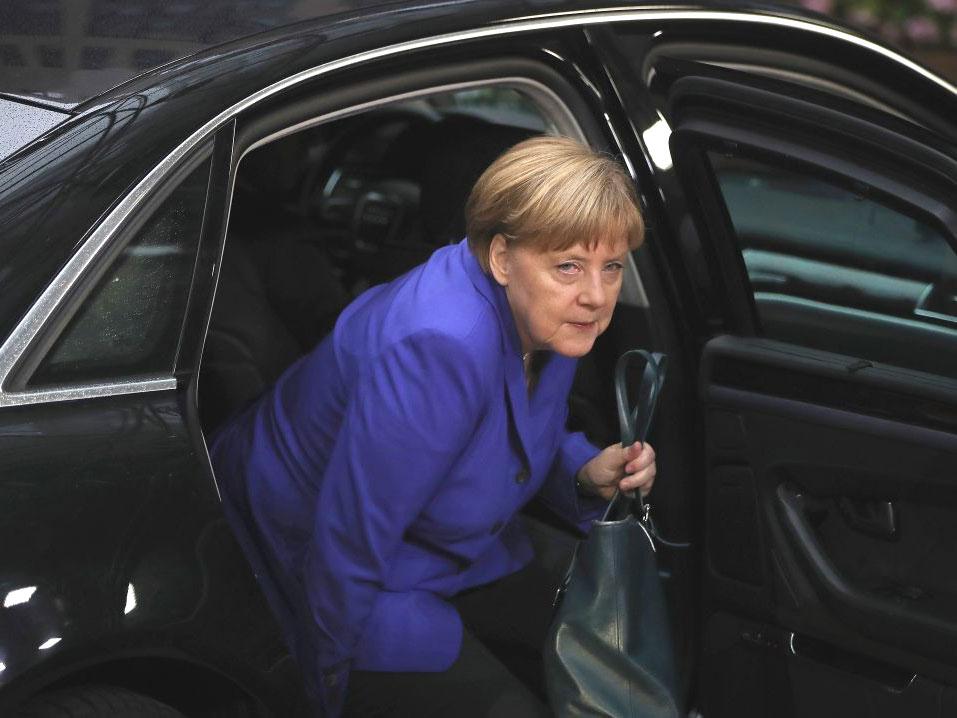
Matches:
[[602, 349, 668, 522]]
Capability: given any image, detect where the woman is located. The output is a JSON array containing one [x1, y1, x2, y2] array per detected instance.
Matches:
[[210, 135, 656, 716]]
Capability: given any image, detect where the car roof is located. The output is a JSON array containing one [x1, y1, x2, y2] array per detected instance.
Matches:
[[0, 0, 835, 110], [0, 0, 402, 109]]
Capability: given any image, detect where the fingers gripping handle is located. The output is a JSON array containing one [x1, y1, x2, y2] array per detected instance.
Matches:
[[604, 350, 668, 522], [615, 350, 667, 447]]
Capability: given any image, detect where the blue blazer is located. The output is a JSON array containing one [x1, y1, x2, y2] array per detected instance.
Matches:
[[210, 239, 604, 701]]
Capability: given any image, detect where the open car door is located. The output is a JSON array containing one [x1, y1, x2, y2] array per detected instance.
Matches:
[[659, 58, 957, 717]]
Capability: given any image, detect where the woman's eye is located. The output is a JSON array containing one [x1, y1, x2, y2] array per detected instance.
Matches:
[[603, 262, 625, 273], [557, 262, 580, 274]]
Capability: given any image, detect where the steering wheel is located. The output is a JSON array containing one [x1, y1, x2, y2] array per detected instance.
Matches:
[[297, 108, 438, 220]]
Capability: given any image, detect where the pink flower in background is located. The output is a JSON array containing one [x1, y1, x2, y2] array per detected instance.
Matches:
[[847, 7, 878, 28], [904, 16, 941, 44], [927, 0, 957, 14], [881, 22, 903, 44], [799, 0, 834, 14]]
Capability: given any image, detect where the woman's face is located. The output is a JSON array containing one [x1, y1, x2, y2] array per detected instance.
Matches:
[[489, 233, 629, 358]]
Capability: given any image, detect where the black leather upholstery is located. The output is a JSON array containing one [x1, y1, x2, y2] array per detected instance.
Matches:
[[417, 114, 534, 244], [201, 220, 347, 429]]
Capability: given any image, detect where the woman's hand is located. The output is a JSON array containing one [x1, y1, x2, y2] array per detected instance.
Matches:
[[577, 441, 656, 501]]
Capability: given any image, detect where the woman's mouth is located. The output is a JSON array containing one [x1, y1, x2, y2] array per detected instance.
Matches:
[[569, 320, 597, 330]]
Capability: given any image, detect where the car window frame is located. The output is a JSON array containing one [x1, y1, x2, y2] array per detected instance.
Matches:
[[673, 133, 957, 365], [704, 146, 957, 377], [24, 150, 216, 389], [0, 142, 215, 401], [665, 65, 957, 337]]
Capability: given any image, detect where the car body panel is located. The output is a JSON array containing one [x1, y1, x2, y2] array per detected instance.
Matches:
[[0, 0, 875, 108], [0, 0, 446, 108], [2, 2, 957, 715], [0, 113, 310, 714], [0, 391, 294, 705], [0, 97, 69, 161]]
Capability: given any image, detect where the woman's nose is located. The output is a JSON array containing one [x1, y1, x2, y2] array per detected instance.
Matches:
[[578, 271, 607, 308]]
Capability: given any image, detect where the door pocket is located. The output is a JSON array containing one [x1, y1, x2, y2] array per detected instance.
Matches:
[[777, 482, 957, 661]]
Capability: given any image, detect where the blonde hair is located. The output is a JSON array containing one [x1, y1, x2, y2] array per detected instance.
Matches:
[[465, 135, 644, 272]]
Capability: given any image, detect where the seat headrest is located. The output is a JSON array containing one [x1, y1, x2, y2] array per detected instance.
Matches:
[[418, 115, 536, 245]]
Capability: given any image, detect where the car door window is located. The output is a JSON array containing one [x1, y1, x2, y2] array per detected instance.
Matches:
[[28, 157, 211, 387], [708, 152, 957, 379]]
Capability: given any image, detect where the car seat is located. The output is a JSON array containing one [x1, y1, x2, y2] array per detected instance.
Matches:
[[416, 113, 535, 245], [200, 141, 348, 430]]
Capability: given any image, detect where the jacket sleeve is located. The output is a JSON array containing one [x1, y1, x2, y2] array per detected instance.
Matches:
[[300, 331, 486, 675], [536, 406, 607, 533]]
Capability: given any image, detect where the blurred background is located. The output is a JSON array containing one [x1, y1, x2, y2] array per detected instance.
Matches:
[[788, 0, 957, 81], [1, 1, 956, 105]]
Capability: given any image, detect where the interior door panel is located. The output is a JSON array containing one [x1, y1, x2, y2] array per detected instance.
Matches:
[[701, 334, 957, 717], [662, 59, 957, 375], [644, 58, 957, 715], [586, 28, 957, 713]]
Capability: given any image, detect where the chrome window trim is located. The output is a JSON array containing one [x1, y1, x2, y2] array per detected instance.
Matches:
[[0, 376, 176, 407], [242, 76, 581, 156], [1, 7, 950, 406]]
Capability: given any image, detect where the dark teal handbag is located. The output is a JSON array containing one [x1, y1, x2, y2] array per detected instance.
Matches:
[[544, 350, 679, 717]]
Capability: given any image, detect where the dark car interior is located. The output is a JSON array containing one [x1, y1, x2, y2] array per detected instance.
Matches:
[[710, 152, 957, 378], [198, 87, 631, 448], [201, 94, 532, 428], [196, 84, 665, 704]]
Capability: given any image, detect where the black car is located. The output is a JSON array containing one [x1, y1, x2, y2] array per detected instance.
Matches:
[[1, 1, 957, 716]]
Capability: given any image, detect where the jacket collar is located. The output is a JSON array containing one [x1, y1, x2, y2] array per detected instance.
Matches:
[[461, 239, 551, 472], [461, 239, 523, 358]]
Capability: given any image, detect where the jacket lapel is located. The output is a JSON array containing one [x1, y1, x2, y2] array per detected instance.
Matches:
[[461, 240, 536, 471], [502, 348, 535, 471]]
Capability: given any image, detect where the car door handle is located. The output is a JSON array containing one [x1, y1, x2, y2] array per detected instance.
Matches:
[[914, 282, 957, 324], [836, 496, 897, 540]]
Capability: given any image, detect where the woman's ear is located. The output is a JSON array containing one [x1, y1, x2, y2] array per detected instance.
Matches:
[[488, 233, 509, 286]]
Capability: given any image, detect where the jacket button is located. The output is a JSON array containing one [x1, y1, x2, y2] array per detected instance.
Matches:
[[514, 469, 529, 484]]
